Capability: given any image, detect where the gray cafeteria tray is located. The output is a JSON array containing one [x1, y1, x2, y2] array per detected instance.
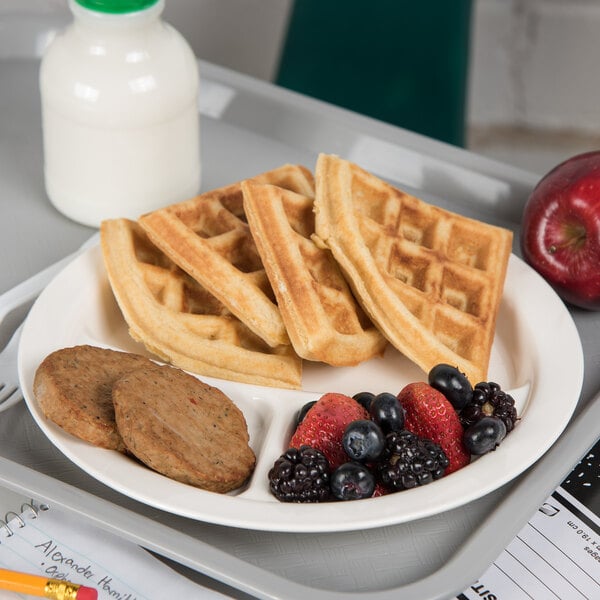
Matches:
[[1, 18, 600, 599]]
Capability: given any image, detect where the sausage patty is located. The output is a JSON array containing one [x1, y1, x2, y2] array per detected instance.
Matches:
[[33, 345, 154, 451], [112, 363, 255, 493]]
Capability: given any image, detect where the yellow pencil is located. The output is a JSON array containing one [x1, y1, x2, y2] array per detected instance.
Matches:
[[0, 569, 97, 600]]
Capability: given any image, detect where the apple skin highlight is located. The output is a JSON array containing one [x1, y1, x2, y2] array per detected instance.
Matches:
[[520, 151, 600, 311]]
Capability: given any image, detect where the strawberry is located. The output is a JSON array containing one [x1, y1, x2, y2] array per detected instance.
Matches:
[[290, 392, 369, 469], [397, 382, 470, 475]]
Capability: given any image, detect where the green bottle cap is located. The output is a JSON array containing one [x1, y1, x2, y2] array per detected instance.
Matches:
[[74, 0, 160, 14]]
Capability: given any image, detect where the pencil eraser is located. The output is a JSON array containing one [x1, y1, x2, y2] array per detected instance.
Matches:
[[75, 586, 98, 600]]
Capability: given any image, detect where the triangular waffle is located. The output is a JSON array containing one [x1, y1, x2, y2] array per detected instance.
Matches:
[[242, 181, 387, 365], [138, 165, 315, 348], [100, 218, 302, 389], [314, 154, 513, 383]]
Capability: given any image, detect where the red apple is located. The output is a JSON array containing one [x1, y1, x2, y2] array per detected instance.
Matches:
[[520, 151, 600, 310]]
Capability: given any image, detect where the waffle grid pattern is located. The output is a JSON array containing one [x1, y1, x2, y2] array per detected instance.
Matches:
[[139, 166, 315, 348], [242, 181, 387, 365], [314, 154, 513, 383], [100, 219, 302, 389]]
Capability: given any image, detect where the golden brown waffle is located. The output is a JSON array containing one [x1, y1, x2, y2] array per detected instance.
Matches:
[[100, 218, 302, 389], [314, 154, 513, 384], [242, 180, 387, 365], [138, 165, 315, 348]]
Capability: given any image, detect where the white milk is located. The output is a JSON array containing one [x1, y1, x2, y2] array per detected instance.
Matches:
[[40, 0, 201, 227]]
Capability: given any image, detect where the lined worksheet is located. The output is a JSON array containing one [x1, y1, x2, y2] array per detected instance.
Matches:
[[458, 440, 600, 600]]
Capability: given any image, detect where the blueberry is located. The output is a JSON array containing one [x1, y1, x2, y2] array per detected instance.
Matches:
[[369, 392, 405, 433], [294, 400, 316, 428], [428, 363, 473, 410], [330, 462, 376, 500], [342, 420, 385, 462], [463, 416, 507, 455], [353, 391, 375, 411]]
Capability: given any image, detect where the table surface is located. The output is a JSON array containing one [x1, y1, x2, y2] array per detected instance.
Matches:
[[1, 17, 599, 600]]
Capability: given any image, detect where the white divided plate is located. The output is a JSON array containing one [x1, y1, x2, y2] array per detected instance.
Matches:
[[18, 246, 584, 532]]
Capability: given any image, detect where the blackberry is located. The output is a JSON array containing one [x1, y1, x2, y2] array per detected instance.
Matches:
[[460, 381, 518, 433], [268, 446, 331, 502], [377, 431, 449, 491]]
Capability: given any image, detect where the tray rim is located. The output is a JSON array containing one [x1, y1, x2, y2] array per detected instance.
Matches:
[[0, 45, 595, 599]]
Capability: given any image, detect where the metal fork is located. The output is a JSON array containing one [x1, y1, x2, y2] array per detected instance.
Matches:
[[0, 323, 24, 411]]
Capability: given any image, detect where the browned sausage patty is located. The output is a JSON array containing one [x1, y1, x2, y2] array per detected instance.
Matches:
[[112, 363, 255, 493], [33, 345, 154, 451]]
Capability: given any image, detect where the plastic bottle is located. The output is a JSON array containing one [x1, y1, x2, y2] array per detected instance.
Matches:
[[40, 0, 201, 227]]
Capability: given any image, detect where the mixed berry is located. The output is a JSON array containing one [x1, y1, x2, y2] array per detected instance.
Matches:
[[428, 363, 473, 410], [267, 364, 519, 502], [368, 392, 405, 433], [460, 381, 518, 432], [377, 431, 449, 491], [342, 419, 385, 462], [330, 462, 376, 500], [463, 416, 507, 455], [268, 446, 331, 502]]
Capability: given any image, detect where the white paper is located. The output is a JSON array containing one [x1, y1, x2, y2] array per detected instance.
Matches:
[[0, 504, 227, 599], [459, 441, 600, 600]]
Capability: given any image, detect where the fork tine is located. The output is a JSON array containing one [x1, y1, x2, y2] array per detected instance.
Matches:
[[0, 386, 20, 405], [0, 322, 23, 353], [0, 323, 25, 412]]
